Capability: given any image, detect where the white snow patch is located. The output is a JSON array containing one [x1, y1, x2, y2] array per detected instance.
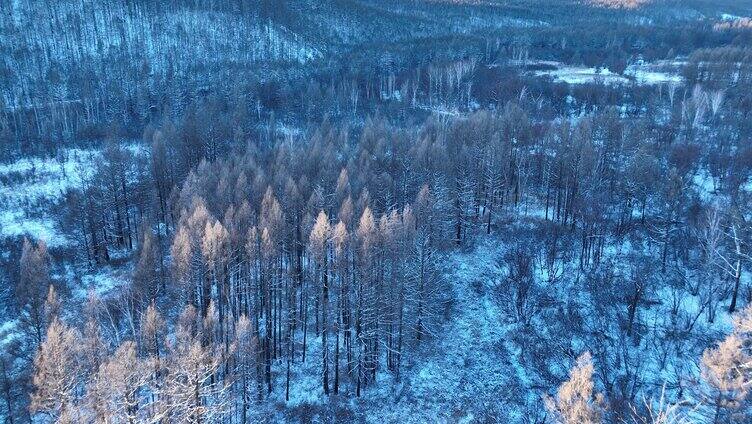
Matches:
[[0, 320, 19, 348], [0, 144, 145, 247], [520, 60, 684, 86], [534, 66, 629, 85], [693, 168, 718, 202]]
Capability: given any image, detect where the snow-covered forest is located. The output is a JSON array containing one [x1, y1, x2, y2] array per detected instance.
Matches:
[[2, 0, 752, 422]]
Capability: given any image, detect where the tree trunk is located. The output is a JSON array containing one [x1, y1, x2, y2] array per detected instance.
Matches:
[[322, 252, 330, 395], [729, 260, 742, 313]]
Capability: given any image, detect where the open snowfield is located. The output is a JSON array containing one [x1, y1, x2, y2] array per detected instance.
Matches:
[[522, 60, 685, 86]]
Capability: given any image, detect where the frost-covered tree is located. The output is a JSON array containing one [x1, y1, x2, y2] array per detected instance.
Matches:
[[698, 335, 750, 423], [134, 223, 162, 304], [85, 341, 151, 423], [630, 385, 692, 424], [17, 239, 53, 345], [29, 319, 81, 422], [43, 284, 61, 325], [309, 210, 331, 395], [201, 219, 229, 343], [171, 225, 194, 306], [159, 305, 231, 423], [355, 206, 378, 395], [141, 302, 166, 358], [544, 352, 606, 424], [234, 315, 257, 424], [695, 304, 752, 422], [331, 219, 350, 393]]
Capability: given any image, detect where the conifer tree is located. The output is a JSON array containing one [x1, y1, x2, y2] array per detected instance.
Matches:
[[355, 207, 378, 396], [310, 210, 331, 394], [235, 315, 256, 423], [544, 352, 605, 424], [134, 223, 161, 303], [17, 239, 53, 346], [30, 319, 81, 422], [696, 304, 752, 422], [85, 341, 150, 423]]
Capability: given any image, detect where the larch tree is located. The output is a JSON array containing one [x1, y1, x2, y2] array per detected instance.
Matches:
[[102, 141, 135, 250], [544, 352, 606, 424], [355, 206, 378, 396], [259, 187, 282, 394], [17, 238, 53, 346], [171, 225, 193, 307], [140, 302, 166, 417], [334, 168, 351, 212], [201, 220, 229, 343], [29, 319, 82, 422], [394, 204, 415, 379], [699, 335, 750, 423], [183, 199, 213, 313], [80, 302, 106, 379], [150, 129, 173, 227], [42, 284, 60, 325], [134, 223, 161, 304], [260, 227, 274, 394], [412, 185, 440, 343], [85, 341, 151, 423], [379, 209, 402, 378], [141, 302, 166, 360], [332, 220, 350, 393], [310, 210, 331, 395], [159, 304, 231, 423], [234, 315, 257, 424], [339, 196, 354, 230], [245, 225, 265, 401], [696, 304, 752, 422]]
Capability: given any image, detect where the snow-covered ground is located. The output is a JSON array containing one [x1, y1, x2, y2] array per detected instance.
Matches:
[[534, 66, 631, 85], [390, 238, 533, 421], [721, 13, 741, 21], [255, 236, 532, 422], [260, 205, 746, 421], [0, 149, 96, 246], [0, 144, 144, 247], [520, 60, 684, 86], [624, 62, 684, 85], [72, 265, 132, 299]]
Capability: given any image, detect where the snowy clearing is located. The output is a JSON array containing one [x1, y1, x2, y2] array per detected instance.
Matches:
[[0, 144, 145, 247], [521, 60, 685, 86]]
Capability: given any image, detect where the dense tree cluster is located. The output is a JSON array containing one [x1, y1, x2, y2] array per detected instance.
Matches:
[[9, 80, 748, 419], [2, 0, 746, 155]]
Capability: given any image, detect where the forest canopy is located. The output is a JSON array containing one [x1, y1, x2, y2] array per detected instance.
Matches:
[[1, 0, 752, 423]]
